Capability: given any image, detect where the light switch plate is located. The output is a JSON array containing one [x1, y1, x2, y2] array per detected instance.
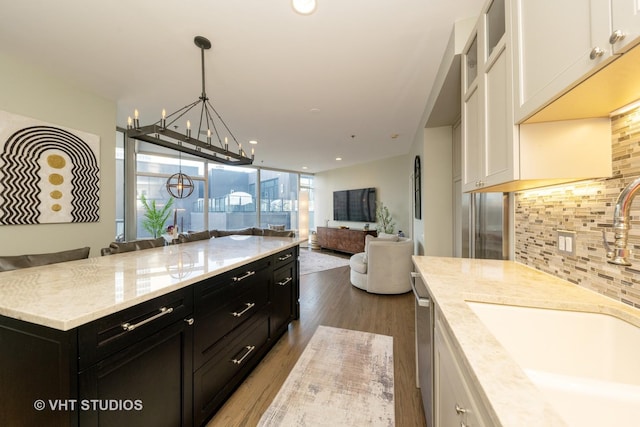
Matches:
[[557, 230, 576, 256]]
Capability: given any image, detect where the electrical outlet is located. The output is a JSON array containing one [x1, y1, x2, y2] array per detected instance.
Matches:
[[557, 230, 576, 256]]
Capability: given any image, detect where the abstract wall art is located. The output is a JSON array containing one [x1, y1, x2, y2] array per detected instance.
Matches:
[[0, 110, 100, 225]]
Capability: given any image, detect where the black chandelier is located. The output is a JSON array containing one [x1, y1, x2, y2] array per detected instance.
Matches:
[[126, 36, 254, 166]]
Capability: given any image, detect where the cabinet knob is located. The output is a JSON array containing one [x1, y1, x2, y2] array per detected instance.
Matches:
[[609, 30, 626, 45], [184, 317, 195, 326], [589, 47, 604, 60], [455, 403, 467, 414]]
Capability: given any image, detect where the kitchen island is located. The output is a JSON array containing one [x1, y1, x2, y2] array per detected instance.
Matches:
[[0, 235, 302, 426], [413, 256, 640, 427]]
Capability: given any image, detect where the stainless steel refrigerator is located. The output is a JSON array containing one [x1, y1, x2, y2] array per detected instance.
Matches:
[[461, 192, 509, 259]]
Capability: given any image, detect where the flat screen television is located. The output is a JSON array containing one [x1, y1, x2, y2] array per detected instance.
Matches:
[[333, 187, 376, 222]]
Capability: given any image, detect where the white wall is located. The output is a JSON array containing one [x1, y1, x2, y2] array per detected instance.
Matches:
[[313, 155, 411, 237], [0, 52, 116, 257], [409, 125, 454, 256]]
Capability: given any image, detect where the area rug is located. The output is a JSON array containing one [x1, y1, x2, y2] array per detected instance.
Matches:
[[298, 249, 350, 275], [257, 325, 395, 426]]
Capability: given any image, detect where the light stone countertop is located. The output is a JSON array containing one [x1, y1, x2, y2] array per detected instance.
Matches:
[[0, 236, 303, 331], [412, 256, 640, 427]]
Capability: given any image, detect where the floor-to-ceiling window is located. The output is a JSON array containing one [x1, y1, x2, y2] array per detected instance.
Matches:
[[114, 136, 312, 240], [259, 170, 298, 230], [301, 174, 314, 233], [207, 163, 258, 230], [135, 141, 205, 238], [115, 131, 126, 241]]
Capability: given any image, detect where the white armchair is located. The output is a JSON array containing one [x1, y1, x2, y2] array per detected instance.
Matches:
[[349, 235, 413, 294]]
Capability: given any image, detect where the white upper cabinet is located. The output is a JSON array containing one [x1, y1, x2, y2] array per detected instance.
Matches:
[[512, 0, 612, 123], [461, 0, 613, 193], [611, 0, 640, 54], [512, 0, 640, 123], [462, 31, 483, 190], [462, 0, 518, 192]]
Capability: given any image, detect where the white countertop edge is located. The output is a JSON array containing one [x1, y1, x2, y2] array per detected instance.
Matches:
[[0, 237, 304, 331]]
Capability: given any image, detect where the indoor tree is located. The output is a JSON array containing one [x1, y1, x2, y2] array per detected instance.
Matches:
[[140, 194, 174, 238], [375, 202, 395, 234]]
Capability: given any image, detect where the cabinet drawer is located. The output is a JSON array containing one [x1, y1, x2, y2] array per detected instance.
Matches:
[[194, 277, 268, 368], [78, 288, 193, 371], [194, 257, 271, 313], [271, 262, 296, 337], [273, 246, 297, 270], [194, 257, 271, 368], [194, 309, 269, 426]]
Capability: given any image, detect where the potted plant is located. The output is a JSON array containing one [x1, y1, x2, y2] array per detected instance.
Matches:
[[140, 194, 174, 238], [376, 202, 395, 234]]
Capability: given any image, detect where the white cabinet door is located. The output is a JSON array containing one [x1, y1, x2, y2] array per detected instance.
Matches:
[[483, 43, 516, 187], [462, 28, 483, 192], [512, 0, 612, 123], [462, 85, 482, 192], [611, 0, 640, 53], [462, 0, 516, 192], [435, 315, 489, 427]]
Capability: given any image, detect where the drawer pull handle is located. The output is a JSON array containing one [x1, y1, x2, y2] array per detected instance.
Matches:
[[278, 277, 293, 286], [231, 345, 256, 365], [231, 302, 255, 317], [121, 307, 174, 332], [233, 270, 255, 282], [278, 253, 293, 261]]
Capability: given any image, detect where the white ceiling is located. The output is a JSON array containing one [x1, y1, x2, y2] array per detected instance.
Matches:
[[0, 0, 484, 173]]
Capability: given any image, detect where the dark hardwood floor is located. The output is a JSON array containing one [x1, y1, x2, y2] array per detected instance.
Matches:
[[206, 264, 427, 426]]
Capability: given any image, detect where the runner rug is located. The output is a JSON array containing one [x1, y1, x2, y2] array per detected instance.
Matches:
[[298, 249, 350, 275], [257, 325, 395, 426]]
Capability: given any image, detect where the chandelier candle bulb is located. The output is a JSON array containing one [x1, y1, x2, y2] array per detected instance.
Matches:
[[127, 116, 132, 129], [125, 36, 253, 166]]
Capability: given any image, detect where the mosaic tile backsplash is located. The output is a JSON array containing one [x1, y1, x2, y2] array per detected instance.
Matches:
[[515, 106, 640, 309]]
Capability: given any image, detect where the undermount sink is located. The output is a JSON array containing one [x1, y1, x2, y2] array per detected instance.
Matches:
[[466, 301, 640, 427]]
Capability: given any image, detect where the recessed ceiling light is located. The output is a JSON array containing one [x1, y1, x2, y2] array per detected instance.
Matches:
[[336, 157, 342, 161], [302, 166, 308, 170], [292, 0, 317, 15], [249, 140, 258, 145]]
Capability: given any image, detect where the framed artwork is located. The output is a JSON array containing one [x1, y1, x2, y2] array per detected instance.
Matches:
[[414, 155, 421, 219], [0, 110, 100, 225]]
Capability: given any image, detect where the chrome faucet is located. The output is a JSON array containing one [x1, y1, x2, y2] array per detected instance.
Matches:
[[603, 176, 640, 265]]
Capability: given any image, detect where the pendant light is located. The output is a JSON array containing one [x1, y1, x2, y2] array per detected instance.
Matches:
[[166, 151, 194, 199]]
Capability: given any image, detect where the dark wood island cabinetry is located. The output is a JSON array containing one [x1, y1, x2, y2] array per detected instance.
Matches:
[[0, 237, 300, 427]]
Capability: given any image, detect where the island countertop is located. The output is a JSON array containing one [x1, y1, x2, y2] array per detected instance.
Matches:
[[412, 256, 640, 427], [0, 236, 302, 331]]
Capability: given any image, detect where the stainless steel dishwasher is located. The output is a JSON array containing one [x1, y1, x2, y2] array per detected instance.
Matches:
[[411, 271, 433, 427]]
